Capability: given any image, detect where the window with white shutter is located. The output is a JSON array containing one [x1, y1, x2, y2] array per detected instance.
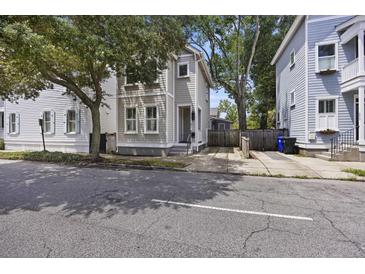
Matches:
[[316, 98, 338, 130]]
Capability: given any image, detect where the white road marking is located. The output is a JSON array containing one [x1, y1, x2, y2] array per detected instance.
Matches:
[[151, 199, 313, 221]]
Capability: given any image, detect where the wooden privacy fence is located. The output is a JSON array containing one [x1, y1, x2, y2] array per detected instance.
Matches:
[[241, 129, 288, 151], [208, 129, 240, 147]]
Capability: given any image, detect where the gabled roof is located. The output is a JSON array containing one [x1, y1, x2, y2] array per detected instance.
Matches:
[[184, 45, 214, 87], [335, 16, 363, 32], [270, 16, 305, 65]]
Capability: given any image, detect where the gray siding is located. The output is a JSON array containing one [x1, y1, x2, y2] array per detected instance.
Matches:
[[307, 16, 354, 144], [276, 20, 306, 143], [100, 74, 118, 134], [197, 63, 210, 143], [4, 87, 91, 152], [117, 95, 167, 144]]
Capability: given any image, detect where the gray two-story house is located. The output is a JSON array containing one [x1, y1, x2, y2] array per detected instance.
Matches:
[[272, 16, 365, 161], [0, 46, 212, 156]]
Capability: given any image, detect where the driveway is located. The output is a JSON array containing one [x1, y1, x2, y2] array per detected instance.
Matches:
[[185, 147, 365, 180], [1, 159, 365, 257]]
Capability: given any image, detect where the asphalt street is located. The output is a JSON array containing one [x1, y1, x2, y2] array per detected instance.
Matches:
[[0, 159, 365, 257]]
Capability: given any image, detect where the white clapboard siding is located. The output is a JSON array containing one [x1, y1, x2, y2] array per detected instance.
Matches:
[[4, 86, 91, 153]]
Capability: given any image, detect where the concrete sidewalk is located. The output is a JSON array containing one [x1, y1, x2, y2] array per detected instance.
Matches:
[[251, 151, 365, 180], [186, 147, 365, 180]]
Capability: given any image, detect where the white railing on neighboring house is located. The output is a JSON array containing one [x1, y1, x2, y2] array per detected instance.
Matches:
[[342, 58, 359, 83]]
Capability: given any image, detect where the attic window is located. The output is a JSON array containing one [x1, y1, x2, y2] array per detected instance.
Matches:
[[178, 62, 189, 78]]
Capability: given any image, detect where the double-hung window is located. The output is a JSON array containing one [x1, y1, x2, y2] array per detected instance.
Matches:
[[0, 112, 4, 129], [125, 107, 137, 133], [9, 113, 16, 134], [145, 106, 158, 133], [317, 98, 337, 130], [66, 110, 76, 133], [43, 111, 52, 133], [316, 42, 337, 72]]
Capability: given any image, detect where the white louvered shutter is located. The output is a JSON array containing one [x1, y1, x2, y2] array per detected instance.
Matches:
[[64, 111, 68, 133], [76, 109, 81, 134], [15, 113, 20, 134], [50, 111, 55, 134]]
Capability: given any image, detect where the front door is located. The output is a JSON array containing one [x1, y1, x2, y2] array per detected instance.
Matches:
[[179, 106, 191, 143]]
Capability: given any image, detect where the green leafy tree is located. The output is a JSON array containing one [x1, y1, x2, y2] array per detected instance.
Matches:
[[249, 16, 295, 129], [188, 15, 260, 130], [0, 16, 186, 158], [217, 99, 238, 129]]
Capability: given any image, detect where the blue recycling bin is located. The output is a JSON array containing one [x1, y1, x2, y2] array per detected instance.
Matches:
[[277, 136, 284, 152]]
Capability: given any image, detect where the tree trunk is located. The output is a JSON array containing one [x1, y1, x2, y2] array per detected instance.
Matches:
[[236, 96, 246, 131], [90, 106, 101, 159]]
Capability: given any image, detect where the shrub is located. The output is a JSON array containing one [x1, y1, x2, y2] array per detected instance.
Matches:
[[0, 139, 4, 150]]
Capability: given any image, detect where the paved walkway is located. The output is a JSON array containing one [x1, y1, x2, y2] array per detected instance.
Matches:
[[186, 147, 365, 180]]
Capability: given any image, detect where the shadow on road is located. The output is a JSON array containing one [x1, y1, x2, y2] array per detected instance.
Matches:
[[0, 160, 238, 218]]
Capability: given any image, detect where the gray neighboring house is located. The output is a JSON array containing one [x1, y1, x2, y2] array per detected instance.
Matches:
[[0, 45, 212, 156], [209, 108, 232, 130], [272, 15, 365, 160]]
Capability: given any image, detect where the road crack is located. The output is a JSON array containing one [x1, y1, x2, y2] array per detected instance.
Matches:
[[319, 208, 365, 256]]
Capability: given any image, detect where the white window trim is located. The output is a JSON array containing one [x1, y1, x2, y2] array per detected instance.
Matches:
[[9, 113, 17, 135], [315, 40, 339, 73], [42, 110, 55, 135], [290, 89, 296, 107], [289, 49, 296, 68], [144, 104, 159, 134], [315, 96, 339, 131], [177, 62, 189, 78], [65, 109, 78, 135], [198, 107, 202, 131], [124, 106, 138, 134]]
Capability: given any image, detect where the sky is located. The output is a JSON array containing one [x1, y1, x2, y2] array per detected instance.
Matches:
[[210, 88, 234, 108]]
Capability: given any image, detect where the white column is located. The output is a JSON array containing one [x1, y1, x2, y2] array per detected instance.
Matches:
[[358, 30, 364, 74], [359, 86, 365, 145]]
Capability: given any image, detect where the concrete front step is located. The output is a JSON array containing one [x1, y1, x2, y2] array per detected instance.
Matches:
[[315, 153, 332, 161], [168, 145, 193, 156]]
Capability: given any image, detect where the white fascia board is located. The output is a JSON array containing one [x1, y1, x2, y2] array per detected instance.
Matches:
[[271, 16, 305, 65], [335, 15, 365, 32]]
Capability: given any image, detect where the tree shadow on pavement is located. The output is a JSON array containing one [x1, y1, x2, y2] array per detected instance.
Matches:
[[0, 160, 239, 218]]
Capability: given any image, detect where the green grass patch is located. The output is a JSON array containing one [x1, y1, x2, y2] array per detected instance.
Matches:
[[0, 139, 4, 150], [342, 168, 365, 177], [0, 150, 187, 169]]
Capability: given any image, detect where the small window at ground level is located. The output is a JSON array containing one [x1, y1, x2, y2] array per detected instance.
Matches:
[[178, 63, 189, 78], [145, 106, 158, 132], [319, 99, 335, 113], [126, 107, 137, 132]]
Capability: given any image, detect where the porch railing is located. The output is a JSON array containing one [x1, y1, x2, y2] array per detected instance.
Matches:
[[330, 128, 355, 159], [342, 58, 359, 83]]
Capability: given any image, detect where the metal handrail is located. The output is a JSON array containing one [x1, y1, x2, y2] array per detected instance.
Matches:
[[186, 133, 192, 156], [330, 128, 355, 159]]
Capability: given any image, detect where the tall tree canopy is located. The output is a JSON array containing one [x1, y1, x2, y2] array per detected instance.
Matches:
[[188, 15, 295, 130], [188, 15, 261, 130], [0, 16, 186, 158], [248, 15, 295, 129]]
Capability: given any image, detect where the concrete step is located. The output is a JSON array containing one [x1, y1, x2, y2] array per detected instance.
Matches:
[[168, 145, 193, 156], [315, 153, 332, 161]]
